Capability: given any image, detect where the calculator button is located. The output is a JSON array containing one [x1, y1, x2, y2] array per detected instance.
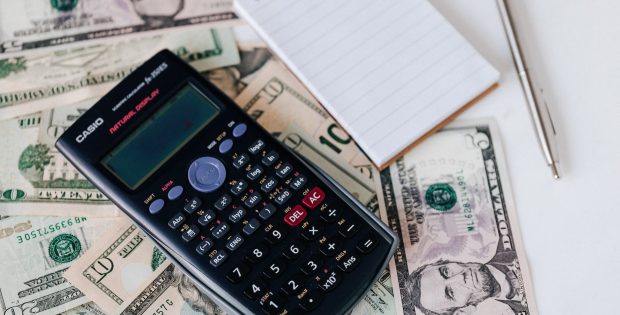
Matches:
[[299, 290, 324, 311], [212, 222, 230, 239], [168, 213, 185, 230], [320, 207, 341, 223], [167, 185, 183, 200], [261, 150, 279, 166], [196, 238, 214, 255], [261, 293, 286, 315], [183, 197, 201, 214], [300, 255, 323, 275], [226, 263, 249, 283], [281, 273, 305, 295], [265, 225, 288, 244], [301, 223, 323, 241], [243, 218, 261, 235], [218, 139, 233, 154], [197, 209, 216, 226], [320, 237, 341, 256], [274, 189, 292, 205], [233, 153, 250, 169], [276, 162, 293, 178], [232, 123, 247, 137], [302, 187, 325, 209], [246, 243, 269, 263], [260, 177, 278, 193], [182, 225, 199, 242], [228, 207, 246, 223], [230, 179, 248, 196], [210, 250, 228, 267], [357, 234, 378, 254], [317, 269, 342, 292], [338, 219, 360, 238], [263, 259, 286, 279], [337, 252, 361, 273], [148, 199, 164, 214], [289, 174, 307, 190], [244, 191, 262, 208], [284, 205, 307, 227], [226, 234, 244, 252], [187, 156, 226, 193], [258, 203, 277, 220], [247, 165, 264, 181], [282, 239, 305, 260], [244, 278, 268, 300], [248, 139, 265, 155], [214, 194, 232, 211]]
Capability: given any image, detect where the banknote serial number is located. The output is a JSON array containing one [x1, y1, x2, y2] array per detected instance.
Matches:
[[152, 299, 174, 315], [10, 217, 88, 244]]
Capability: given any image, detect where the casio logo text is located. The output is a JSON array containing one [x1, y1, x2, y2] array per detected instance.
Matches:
[[76, 117, 104, 143]]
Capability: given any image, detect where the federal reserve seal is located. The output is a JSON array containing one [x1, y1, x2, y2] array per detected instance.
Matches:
[[48, 233, 81, 263], [51, 0, 78, 12], [425, 183, 457, 211]]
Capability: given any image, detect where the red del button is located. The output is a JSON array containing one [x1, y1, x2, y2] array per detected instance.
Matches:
[[284, 205, 307, 227], [302, 187, 325, 209]]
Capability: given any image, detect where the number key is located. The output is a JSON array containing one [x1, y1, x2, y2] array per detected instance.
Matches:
[[265, 225, 288, 244], [282, 239, 305, 260], [263, 259, 286, 279], [281, 273, 305, 296], [226, 263, 250, 283], [244, 278, 268, 300], [301, 255, 323, 275], [246, 243, 269, 263]]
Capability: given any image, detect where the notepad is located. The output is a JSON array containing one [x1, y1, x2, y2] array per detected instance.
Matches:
[[234, 0, 499, 168]]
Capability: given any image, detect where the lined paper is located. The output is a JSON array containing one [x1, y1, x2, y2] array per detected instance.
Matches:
[[235, 0, 499, 167]]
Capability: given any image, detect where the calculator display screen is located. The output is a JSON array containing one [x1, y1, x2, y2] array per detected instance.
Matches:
[[102, 84, 220, 189]]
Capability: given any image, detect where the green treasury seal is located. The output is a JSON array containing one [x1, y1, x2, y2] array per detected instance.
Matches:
[[50, 0, 79, 12], [49, 233, 82, 263], [425, 183, 457, 212]]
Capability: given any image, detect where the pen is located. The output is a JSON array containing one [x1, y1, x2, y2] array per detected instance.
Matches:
[[496, 0, 561, 179]]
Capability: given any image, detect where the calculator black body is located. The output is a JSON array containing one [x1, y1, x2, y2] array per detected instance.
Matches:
[[56, 50, 397, 315]]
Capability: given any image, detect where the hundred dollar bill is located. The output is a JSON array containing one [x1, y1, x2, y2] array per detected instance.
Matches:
[[374, 121, 538, 315], [233, 61, 374, 180], [0, 0, 238, 55], [64, 218, 225, 314], [0, 216, 116, 314], [0, 99, 120, 217], [0, 27, 240, 119]]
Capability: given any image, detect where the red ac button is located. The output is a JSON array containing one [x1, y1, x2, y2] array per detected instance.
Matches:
[[302, 187, 325, 209]]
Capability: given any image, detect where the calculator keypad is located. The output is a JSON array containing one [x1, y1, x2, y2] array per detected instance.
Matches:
[[154, 122, 386, 314]]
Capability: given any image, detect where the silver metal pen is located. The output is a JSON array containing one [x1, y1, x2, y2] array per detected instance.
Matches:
[[496, 0, 561, 179]]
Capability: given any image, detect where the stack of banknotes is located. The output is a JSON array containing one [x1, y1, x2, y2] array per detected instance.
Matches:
[[0, 1, 538, 314]]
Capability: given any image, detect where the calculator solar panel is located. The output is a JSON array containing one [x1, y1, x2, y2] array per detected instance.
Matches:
[[56, 50, 397, 315]]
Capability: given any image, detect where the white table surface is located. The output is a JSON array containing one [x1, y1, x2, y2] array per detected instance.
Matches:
[[428, 0, 620, 314]]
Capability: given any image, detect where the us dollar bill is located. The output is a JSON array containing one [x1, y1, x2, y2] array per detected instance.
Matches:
[[0, 216, 116, 314], [0, 99, 119, 217], [64, 218, 225, 314], [0, 27, 240, 119], [233, 60, 374, 180], [0, 0, 238, 55], [374, 121, 538, 315]]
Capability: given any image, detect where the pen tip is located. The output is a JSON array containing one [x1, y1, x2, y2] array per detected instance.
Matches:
[[550, 162, 561, 179]]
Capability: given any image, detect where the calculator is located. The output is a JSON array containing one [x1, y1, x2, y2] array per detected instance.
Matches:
[[56, 50, 397, 315]]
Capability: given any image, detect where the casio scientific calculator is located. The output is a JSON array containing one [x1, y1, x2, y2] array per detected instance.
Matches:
[[56, 50, 397, 315]]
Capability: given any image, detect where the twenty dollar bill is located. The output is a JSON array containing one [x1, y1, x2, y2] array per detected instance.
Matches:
[[375, 121, 538, 315]]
